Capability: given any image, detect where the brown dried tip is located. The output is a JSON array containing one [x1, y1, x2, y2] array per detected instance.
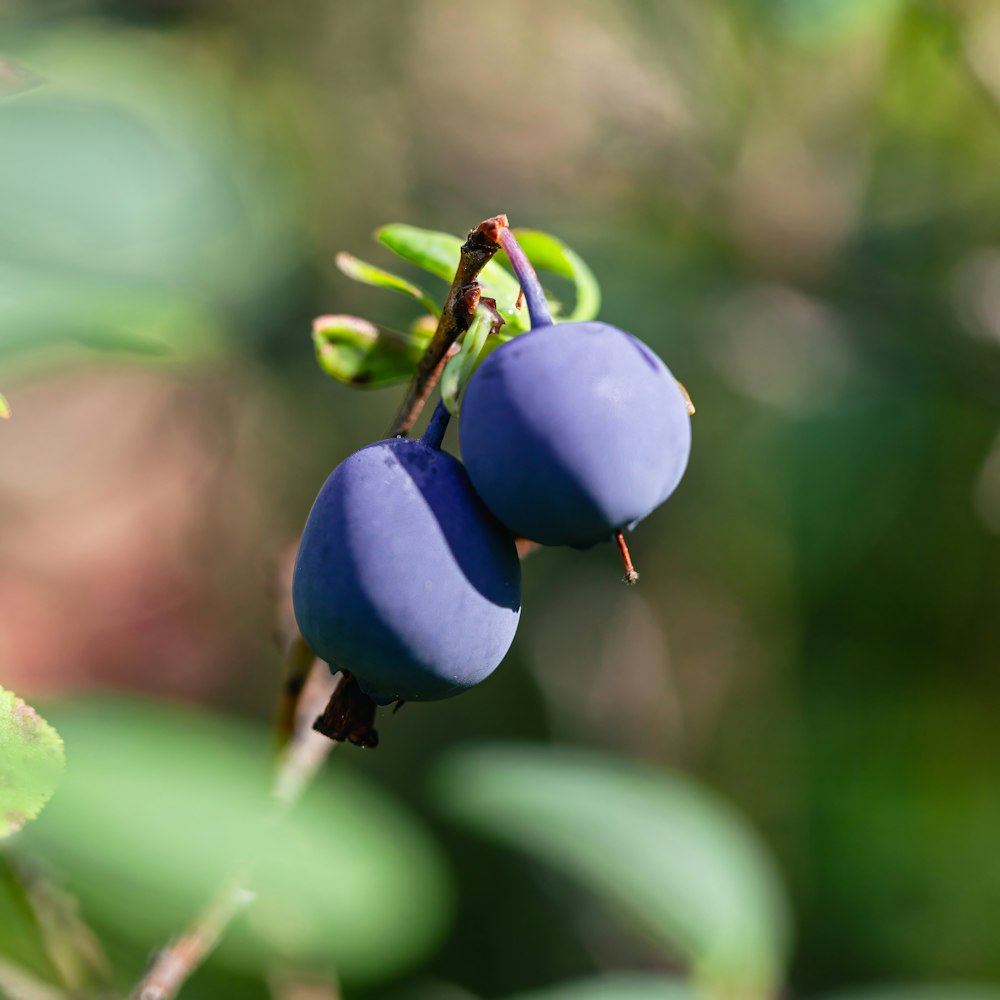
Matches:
[[676, 379, 696, 416], [615, 531, 640, 585], [477, 214, 509, 245], [516, 537, 542, 559], [313, 672, 379, 748]]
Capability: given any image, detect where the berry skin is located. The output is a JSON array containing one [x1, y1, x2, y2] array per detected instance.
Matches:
[[458, 321, 691, 548], [292, 431, 522, 705]]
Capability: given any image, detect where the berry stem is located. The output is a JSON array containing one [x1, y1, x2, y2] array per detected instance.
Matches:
[[498, 227, 553, 329], [615, 531, 640, 585], [421, 399, 452, 450]]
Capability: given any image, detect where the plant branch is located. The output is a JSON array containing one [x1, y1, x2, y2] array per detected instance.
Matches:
[[131, 877, 254, 1000], [130, 214, 514, 1000], [387, 214, 507, 436], [131, 647, 339, 1000]]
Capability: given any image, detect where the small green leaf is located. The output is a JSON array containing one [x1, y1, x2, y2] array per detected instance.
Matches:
[[313, 314, 430, 387], [509, 230, 601, 322], [376, 225, 465, 281], [441, 307, 495, 415], [0, 393, 9, 419], [376, 224, 530, 334], [335, 252, 441, 317], [504, 976, 698, 1000], [431, 744, 789, 995], [0, 689, 65, 838]]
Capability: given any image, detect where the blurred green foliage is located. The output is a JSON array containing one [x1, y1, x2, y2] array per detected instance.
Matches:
[[19, 697, 451, 986], [432, 745, 789, 995], [1, 1, 1000, 999]]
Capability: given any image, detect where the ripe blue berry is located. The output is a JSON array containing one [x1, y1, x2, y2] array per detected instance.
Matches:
[[292, 407, 522, 705], [459, 322, 690, 548], [457, 229, 691, 551]]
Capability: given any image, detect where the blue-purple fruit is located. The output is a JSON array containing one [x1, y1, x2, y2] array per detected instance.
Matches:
[[459, 320, 691, 548], [292, 418, 521, 705]]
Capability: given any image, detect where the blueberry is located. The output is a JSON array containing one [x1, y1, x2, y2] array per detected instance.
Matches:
[[292, 407, 522, 705], [459, 321, 691, 548]]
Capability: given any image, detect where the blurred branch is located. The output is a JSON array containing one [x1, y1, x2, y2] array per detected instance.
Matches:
[[0, 958, 68, 1000], [131, 647, 339, 1000], [131, 877, 254, 1000], [130, 214, 511, 1000]]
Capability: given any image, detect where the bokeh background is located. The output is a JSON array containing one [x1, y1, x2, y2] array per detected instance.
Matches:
[[2, 1, 1000, 999]]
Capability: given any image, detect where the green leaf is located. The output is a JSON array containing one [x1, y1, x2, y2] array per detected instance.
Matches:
[[0, 392, 9, 419], [509, 229, 601, 322], [335, 252, 441, 317], [504, 975, 698, 1000], [21, 697, 453, 985], [431, 744, 789, 995], [313, 313, 430, 387], [0, 689, 65, 838], [376, 224, 465, 282], [376, 224, 530, 334]]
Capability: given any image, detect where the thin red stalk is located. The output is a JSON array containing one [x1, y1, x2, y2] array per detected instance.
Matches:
[[615, 531, 639, 585]]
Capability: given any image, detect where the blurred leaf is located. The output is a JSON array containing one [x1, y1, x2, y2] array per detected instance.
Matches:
[[21, 698, 452, 985], [508, 229, 601, 322], [0, 392, 9, 419], [0, 958, 67, 1000], [335, 252, 441, 317], [313, 313, 430, 387], [819, 989, 1000, 1000], [376, 224, 530, 334], [756, 0, 903, 44], [0, 262, 220, 363], [504, 974, 698, 1000], [0, 856, 61, 984], [431, 744, 789, 994], [0, 688, 65, 838], [0, 57, 43, 100], [0, 29, 299, 300]]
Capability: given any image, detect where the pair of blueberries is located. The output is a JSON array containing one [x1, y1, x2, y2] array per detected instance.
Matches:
[[292, 307, 692, 709]]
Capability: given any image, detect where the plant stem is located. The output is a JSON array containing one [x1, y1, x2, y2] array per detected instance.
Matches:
[[387, 215, 507, 437], [420, 399, 452, 450], [131, 878, 254, 1000], [131, 215, 514, 1000], [131, 656, 339, 1000]]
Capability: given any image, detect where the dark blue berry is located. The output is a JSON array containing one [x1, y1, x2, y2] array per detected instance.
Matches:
[[292, 413, 522, 705], [459, 321, 691, 548]]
